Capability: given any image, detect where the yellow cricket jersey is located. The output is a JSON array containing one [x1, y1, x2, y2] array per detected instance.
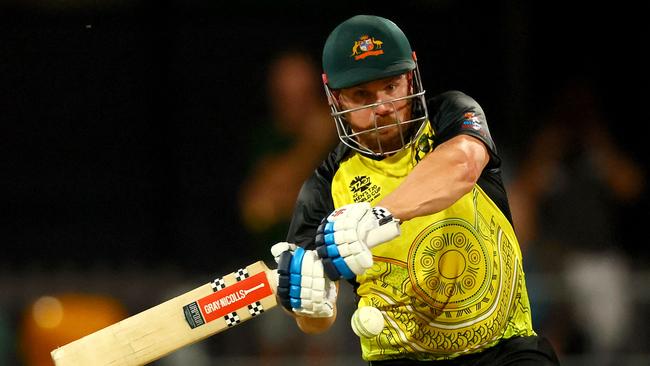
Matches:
[[286, 90, 535, 361]]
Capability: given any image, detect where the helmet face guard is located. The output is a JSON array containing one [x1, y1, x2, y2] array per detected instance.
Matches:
[[323, 58, 428, 157], [321, 15, 428, 157]]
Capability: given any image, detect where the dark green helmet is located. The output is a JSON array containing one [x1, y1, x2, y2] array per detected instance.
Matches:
[[321, 15, 428, 157], [322, 15, 416, 89]]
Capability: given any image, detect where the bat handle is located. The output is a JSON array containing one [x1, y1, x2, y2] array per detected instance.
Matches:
[[366, 219, 401, 249]]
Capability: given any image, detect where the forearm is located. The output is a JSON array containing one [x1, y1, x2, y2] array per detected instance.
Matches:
[[379, 135, 489, 221], [282, 280, 338, 334], [293, 306, 337, 334]]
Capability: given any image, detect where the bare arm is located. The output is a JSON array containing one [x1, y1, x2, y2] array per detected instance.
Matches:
[[291, 282, 338, 334], [287, 136, 488, 332], [379, 134, 490, 221], [294, 305, 337, 334]]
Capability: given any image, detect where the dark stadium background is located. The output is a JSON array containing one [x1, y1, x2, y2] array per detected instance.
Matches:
[[1, 1, 644, 365]]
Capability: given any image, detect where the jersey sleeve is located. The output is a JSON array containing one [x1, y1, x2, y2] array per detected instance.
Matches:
[[285, 144, 348, 249], [429, 90, 501, 168]]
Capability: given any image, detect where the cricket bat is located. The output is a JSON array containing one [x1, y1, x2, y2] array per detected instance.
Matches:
[[50, 221, 400, 366]]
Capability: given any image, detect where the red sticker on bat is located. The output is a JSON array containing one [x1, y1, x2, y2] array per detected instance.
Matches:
[[196, 272, 272, 323]]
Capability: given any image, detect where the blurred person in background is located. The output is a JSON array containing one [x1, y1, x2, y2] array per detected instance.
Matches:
[[507, 78, 646, 364], [239, 50, 337, 249], [239, 50, 340, 365]]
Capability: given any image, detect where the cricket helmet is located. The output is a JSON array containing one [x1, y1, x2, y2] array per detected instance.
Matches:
[[321, 15, 428, 156]]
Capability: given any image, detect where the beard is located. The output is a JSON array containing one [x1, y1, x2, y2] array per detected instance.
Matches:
[[354, 117, 416, 154]]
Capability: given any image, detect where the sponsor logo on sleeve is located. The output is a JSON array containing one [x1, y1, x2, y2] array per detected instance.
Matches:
[[461, 112, 482, 131]]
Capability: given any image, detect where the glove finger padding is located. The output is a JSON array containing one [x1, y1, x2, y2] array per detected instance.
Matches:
[[271, 242, 297, 263], [275, 246, 336, 318], [324, 202, 372, 232], [316, 203, 397, 280]]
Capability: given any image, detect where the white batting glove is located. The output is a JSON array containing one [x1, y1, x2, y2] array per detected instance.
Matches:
[[271, 242, 297, 262], [272, 243, 337, 318], [315, 202, 397, 280]]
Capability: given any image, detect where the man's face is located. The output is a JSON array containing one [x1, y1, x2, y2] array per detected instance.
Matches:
[[337, 73, 413, 154]]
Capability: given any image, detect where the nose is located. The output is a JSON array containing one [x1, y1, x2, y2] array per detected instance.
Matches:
[[372, 99, 395, 117]]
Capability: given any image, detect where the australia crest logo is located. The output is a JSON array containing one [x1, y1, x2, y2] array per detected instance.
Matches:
[[351, 35, 384, 60]]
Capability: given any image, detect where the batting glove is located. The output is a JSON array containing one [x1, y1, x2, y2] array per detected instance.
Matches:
[[271, 242, 337, 318], [315, 203, 398, 281]]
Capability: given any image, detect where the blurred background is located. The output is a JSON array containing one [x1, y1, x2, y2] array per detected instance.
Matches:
[[1, 0, 646, 365]]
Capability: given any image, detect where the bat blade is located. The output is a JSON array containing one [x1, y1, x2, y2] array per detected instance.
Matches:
[[50, 222, 399, 365], [51, 261, 277, 366]]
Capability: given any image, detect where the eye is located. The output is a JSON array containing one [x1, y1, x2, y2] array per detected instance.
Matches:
[[354, 90, 371, 99]]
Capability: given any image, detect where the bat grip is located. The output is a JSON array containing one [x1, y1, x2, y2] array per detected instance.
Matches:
[[365, 220, 401, 249]]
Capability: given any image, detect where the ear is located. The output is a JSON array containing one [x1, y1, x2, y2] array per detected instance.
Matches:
[[330, 89, 343, 110], [407, 71, 414, 94]]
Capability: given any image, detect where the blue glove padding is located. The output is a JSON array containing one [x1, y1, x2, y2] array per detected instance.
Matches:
[[315, 203, 396, 280], [271, 242, 336, 318]]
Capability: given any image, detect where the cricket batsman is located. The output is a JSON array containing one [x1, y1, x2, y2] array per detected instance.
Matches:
[[271, 14, 560, 365]]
